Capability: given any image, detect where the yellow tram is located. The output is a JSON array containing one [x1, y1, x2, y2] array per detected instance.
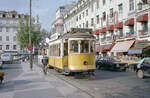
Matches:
[[47, 28, 96, 74]]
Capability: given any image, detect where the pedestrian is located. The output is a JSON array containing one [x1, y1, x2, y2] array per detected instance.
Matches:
[[42, 56, 48, 75]]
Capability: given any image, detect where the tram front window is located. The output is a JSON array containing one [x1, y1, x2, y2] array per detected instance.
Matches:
[[70, 41, 78, 53], [80, 40, 89, 53]]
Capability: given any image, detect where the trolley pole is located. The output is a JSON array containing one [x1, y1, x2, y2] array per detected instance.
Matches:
[[29, 0, 33, 70]]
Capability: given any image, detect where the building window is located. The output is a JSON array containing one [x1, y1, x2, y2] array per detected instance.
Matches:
[[6, 45, 9, 50], [96, 15, 100, 24], [103, 0, 106, 5], [76, 16, 78, 22], [6, 36, 9, 41], [6, 27, 9, 32], [129, 0, 134, 11], [0, 27, 2, 32], [82, 12, 85, 18], [6, 20, 9, 25], [91, 18, 94, 26], [83, 23, 85, 28], [96, 0, 99, 9], [79, 14, 81, 20], [0, 20, 2, 24], [13, 28, 17, 32], [0, 45, 2, 50], [142, 0, 148, 4], [13, 45, 17, 50], [103, 12, 106, 21], [91, 3, 94, 12], [86, 9, 88, 16], [142, 22, 148, 32], [13, 36, 17, 41], [110, 8, 113, 18], [86, 21, 88, 28], [118, 3, 123, 14], [0, 36, 2, 41]]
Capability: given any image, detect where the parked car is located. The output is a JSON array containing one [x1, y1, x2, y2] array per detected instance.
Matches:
[[136, 57, 150, 79], [96, 57, 127, 71], [1, 53, 13, 64]]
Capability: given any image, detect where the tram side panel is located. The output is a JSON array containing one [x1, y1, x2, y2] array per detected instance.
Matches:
[[68, 53, 96, 72], [48, 56, 68, 71]]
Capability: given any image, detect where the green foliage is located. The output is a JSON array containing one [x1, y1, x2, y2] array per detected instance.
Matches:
[[17, 16, 43, 49]]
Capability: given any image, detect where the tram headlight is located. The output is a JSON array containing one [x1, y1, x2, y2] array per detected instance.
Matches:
[[83, 61, 88, 65]]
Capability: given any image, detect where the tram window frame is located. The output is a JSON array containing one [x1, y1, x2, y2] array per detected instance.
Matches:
[[70, 40, 79, 53], [80, 40, 89, 53], [49, 44, 61, 57], [90, 40, 95, 53], [64, 43, 68, 56]]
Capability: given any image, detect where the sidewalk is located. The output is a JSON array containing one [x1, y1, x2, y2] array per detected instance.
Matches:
[[0, 61, 92, 98]]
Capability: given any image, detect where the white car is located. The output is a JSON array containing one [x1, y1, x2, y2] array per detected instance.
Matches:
[[1, 53, 13, 64]]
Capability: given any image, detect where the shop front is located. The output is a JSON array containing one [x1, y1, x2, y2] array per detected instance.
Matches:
[[110, 40, 135, 56], [128, 40, 150, 57], [99, 44, 114, 57]]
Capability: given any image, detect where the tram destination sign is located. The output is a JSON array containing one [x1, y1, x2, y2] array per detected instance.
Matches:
[[71, 28, 92, 33]]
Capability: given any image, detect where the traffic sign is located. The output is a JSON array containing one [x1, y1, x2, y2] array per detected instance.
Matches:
[[28, 45, 33, 51]]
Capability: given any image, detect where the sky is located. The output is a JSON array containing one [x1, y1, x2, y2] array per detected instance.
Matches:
[[0, 0, 77, 32]]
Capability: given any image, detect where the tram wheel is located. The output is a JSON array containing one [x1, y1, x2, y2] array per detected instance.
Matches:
[[64, 66, 70, 76]]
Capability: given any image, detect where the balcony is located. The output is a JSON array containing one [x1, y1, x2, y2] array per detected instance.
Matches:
[[0, 23, 18, 27], [137, 2, 150, 12], [100, 38, 106, 44], [126, 32, 136, 38], [106, 36, 114, 43], [138, 30, 149, 37]]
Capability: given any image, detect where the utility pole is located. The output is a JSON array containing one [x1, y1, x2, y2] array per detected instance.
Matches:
[[29, 0, 33, 70], [29, 0, 32, 46]]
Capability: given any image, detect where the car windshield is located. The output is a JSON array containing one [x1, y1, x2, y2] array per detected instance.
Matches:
[[144, 59, 150, 64]]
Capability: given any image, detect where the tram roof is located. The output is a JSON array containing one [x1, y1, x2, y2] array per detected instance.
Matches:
[[60, 28, 95, 39], [49, 28, 95, 43]]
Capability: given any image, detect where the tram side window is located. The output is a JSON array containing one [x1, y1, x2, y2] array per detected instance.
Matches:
[[64, 43, 68, 56], [90, 41, 95, 53], [80, 40, 89, 53], [50, 44, 60, 56], [70, 41, 78, 53]]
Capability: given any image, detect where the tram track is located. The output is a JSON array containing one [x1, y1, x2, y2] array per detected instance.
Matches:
[[34, 60, 97, 98], [47, 69, 97, 98]]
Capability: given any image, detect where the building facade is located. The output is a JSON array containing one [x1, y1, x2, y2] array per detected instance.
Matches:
[[63, 0, 150, 56], [51, 3, 76, 36], [0, 11, 26, 53]]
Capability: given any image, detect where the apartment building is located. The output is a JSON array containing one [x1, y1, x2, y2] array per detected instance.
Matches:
[[51, 3, 76, 39], [0, 11, 26, 53], [63, 0, 150, 56]]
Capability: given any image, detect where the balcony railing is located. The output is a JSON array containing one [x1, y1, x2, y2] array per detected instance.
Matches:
[[126, 32, 136, 38], [0, 23, 18, 27], [106, 36, 114, 43], [138, 30, 149, 37]]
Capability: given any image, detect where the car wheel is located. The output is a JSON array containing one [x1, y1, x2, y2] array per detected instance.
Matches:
[[137, 70, 144, 79]]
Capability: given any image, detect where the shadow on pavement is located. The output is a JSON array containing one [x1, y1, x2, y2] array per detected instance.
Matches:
[[0, 80, 32, 93]]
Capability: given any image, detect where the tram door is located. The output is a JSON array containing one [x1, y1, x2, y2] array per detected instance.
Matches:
[[64, 43, 68, 67]]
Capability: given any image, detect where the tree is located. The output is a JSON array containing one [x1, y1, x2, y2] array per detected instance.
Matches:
[[17, 16, 43, 70]]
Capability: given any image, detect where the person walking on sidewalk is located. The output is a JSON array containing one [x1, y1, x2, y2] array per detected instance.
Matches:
[[42, 56, 48, 75]]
